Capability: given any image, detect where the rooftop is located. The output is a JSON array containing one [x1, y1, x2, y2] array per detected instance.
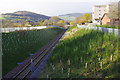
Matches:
[[94, 5, 107, 7]]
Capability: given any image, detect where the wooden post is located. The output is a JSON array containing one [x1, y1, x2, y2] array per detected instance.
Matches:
[[52, 65, 55, 70], [110, 54, 113, 61], [96, 48, 97, 53], [68, 59, 70, 65], [47, 74, 49, 78], [85, 62, 87, 69], [68, 68, 70, 73], [68, 72, 70, 78], [50, 63, 52, 67], [100, 62, 102, 69], [61, 67, 63, 73], [81, 57, 82, 63], [60, 59, 62, 63], [98, 57, 100, 61]]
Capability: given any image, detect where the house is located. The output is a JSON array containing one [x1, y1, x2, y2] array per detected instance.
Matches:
[[101, 13, 110, 25], [101, 13, 120, 26], [92, 5, 108, 24], [92, 2, 120, 26]]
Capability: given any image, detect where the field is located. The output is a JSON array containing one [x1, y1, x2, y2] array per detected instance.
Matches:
[[2, 28, 63, 76], [38, 26, 120, 78]]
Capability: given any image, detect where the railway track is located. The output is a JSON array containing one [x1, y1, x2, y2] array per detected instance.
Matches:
[[2, 28, 68, 80]]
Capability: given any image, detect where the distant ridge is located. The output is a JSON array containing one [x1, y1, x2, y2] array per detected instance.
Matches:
[[58, 13, 91, 21], [59, 13, 91, 17], [2, 11, 51, 22], [59, 13, 83, 17]]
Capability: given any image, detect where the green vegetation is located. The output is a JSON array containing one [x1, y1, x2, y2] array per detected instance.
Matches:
[[2, 11, 51, 28], [82, 14, 91, 21], [67, 25, 77, 31], [2, 28, 63, 76], [0, 16, 4, 19], [43, 16, 66, 28], [70, 13, 92, 25], [96, 25, 120, 29], [38, 26, 120, 78]]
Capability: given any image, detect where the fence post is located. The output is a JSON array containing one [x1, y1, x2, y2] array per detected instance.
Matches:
[[100, 61, 102, 69], [110, 54, 113, 61], [68, 59, 70, 65], [85, 62, 87, 69], [61, 67, 63, 73], [81, 57, 82, 63], [47, 74, 49, 78]]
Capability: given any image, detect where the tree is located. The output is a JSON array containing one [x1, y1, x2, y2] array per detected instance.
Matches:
[[49, 16, 59, 25], [29, 21, 35, 26], [108, 2, 119, 19], [56, 20, 66, 28], [42, 19, 49, 26], [16, 23, 22, 27], [82, 14, 91, 22], [2, 20, 16, 28], [108, 2, 120, 26], [76, 16, 83, 23], [20, 20, 26, 27], [58, 20, 64, 23], [24, 22, 30, 27], [70, 22, 73, 25], [39, 20, 44, 26]]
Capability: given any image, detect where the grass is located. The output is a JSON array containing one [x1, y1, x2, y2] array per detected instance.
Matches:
[[0, 15, 4, 19], [2, 28, 63, 76], [96, 25, 120, 29], [38, 26, 120, 78]]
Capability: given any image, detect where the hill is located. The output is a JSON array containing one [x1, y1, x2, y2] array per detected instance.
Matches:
[[58, 13, 91, 21], [38, 26, 120, 78], [1, 11, 51, 27], [59, 13, 83, 17], [2, 11, 51, 22]]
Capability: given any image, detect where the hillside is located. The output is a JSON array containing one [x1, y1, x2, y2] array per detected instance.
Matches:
[[38, 26, 120, 78], [1, 11, 51, 27], [2, 27, 63, 76], [58, 13, 91, 21], [59, 13, 83, 17], [2, 11, 51, 22]]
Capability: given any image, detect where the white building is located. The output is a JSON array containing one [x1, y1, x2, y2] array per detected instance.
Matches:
[[92, 5, 108, 24], [92, 2, 119, 25]]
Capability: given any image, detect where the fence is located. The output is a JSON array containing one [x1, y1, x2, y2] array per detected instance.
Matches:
[[0, 26, 64, 33], [77, 24, 120, 38]]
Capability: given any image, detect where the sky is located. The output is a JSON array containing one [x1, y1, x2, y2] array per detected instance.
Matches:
[[0, 0, 119, 16]]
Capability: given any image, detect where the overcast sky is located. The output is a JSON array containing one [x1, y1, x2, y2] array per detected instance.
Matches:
[[0, 0, 119, 16]]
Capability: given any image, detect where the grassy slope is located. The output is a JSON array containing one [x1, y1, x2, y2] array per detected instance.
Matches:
[[38, 26, 120, 78], [96, 25, 120, 29], [2, 28, 63, 76], [0, 16, 4, 19]]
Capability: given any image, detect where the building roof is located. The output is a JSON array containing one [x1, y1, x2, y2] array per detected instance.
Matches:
[[101, 13, 119, 20], [94, 5, 107, 7], [101, 13, 109, 20]]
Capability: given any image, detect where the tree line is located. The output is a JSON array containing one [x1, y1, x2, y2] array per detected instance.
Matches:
[[1, 13, 92, 28], [69, 13, 92, 26]]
